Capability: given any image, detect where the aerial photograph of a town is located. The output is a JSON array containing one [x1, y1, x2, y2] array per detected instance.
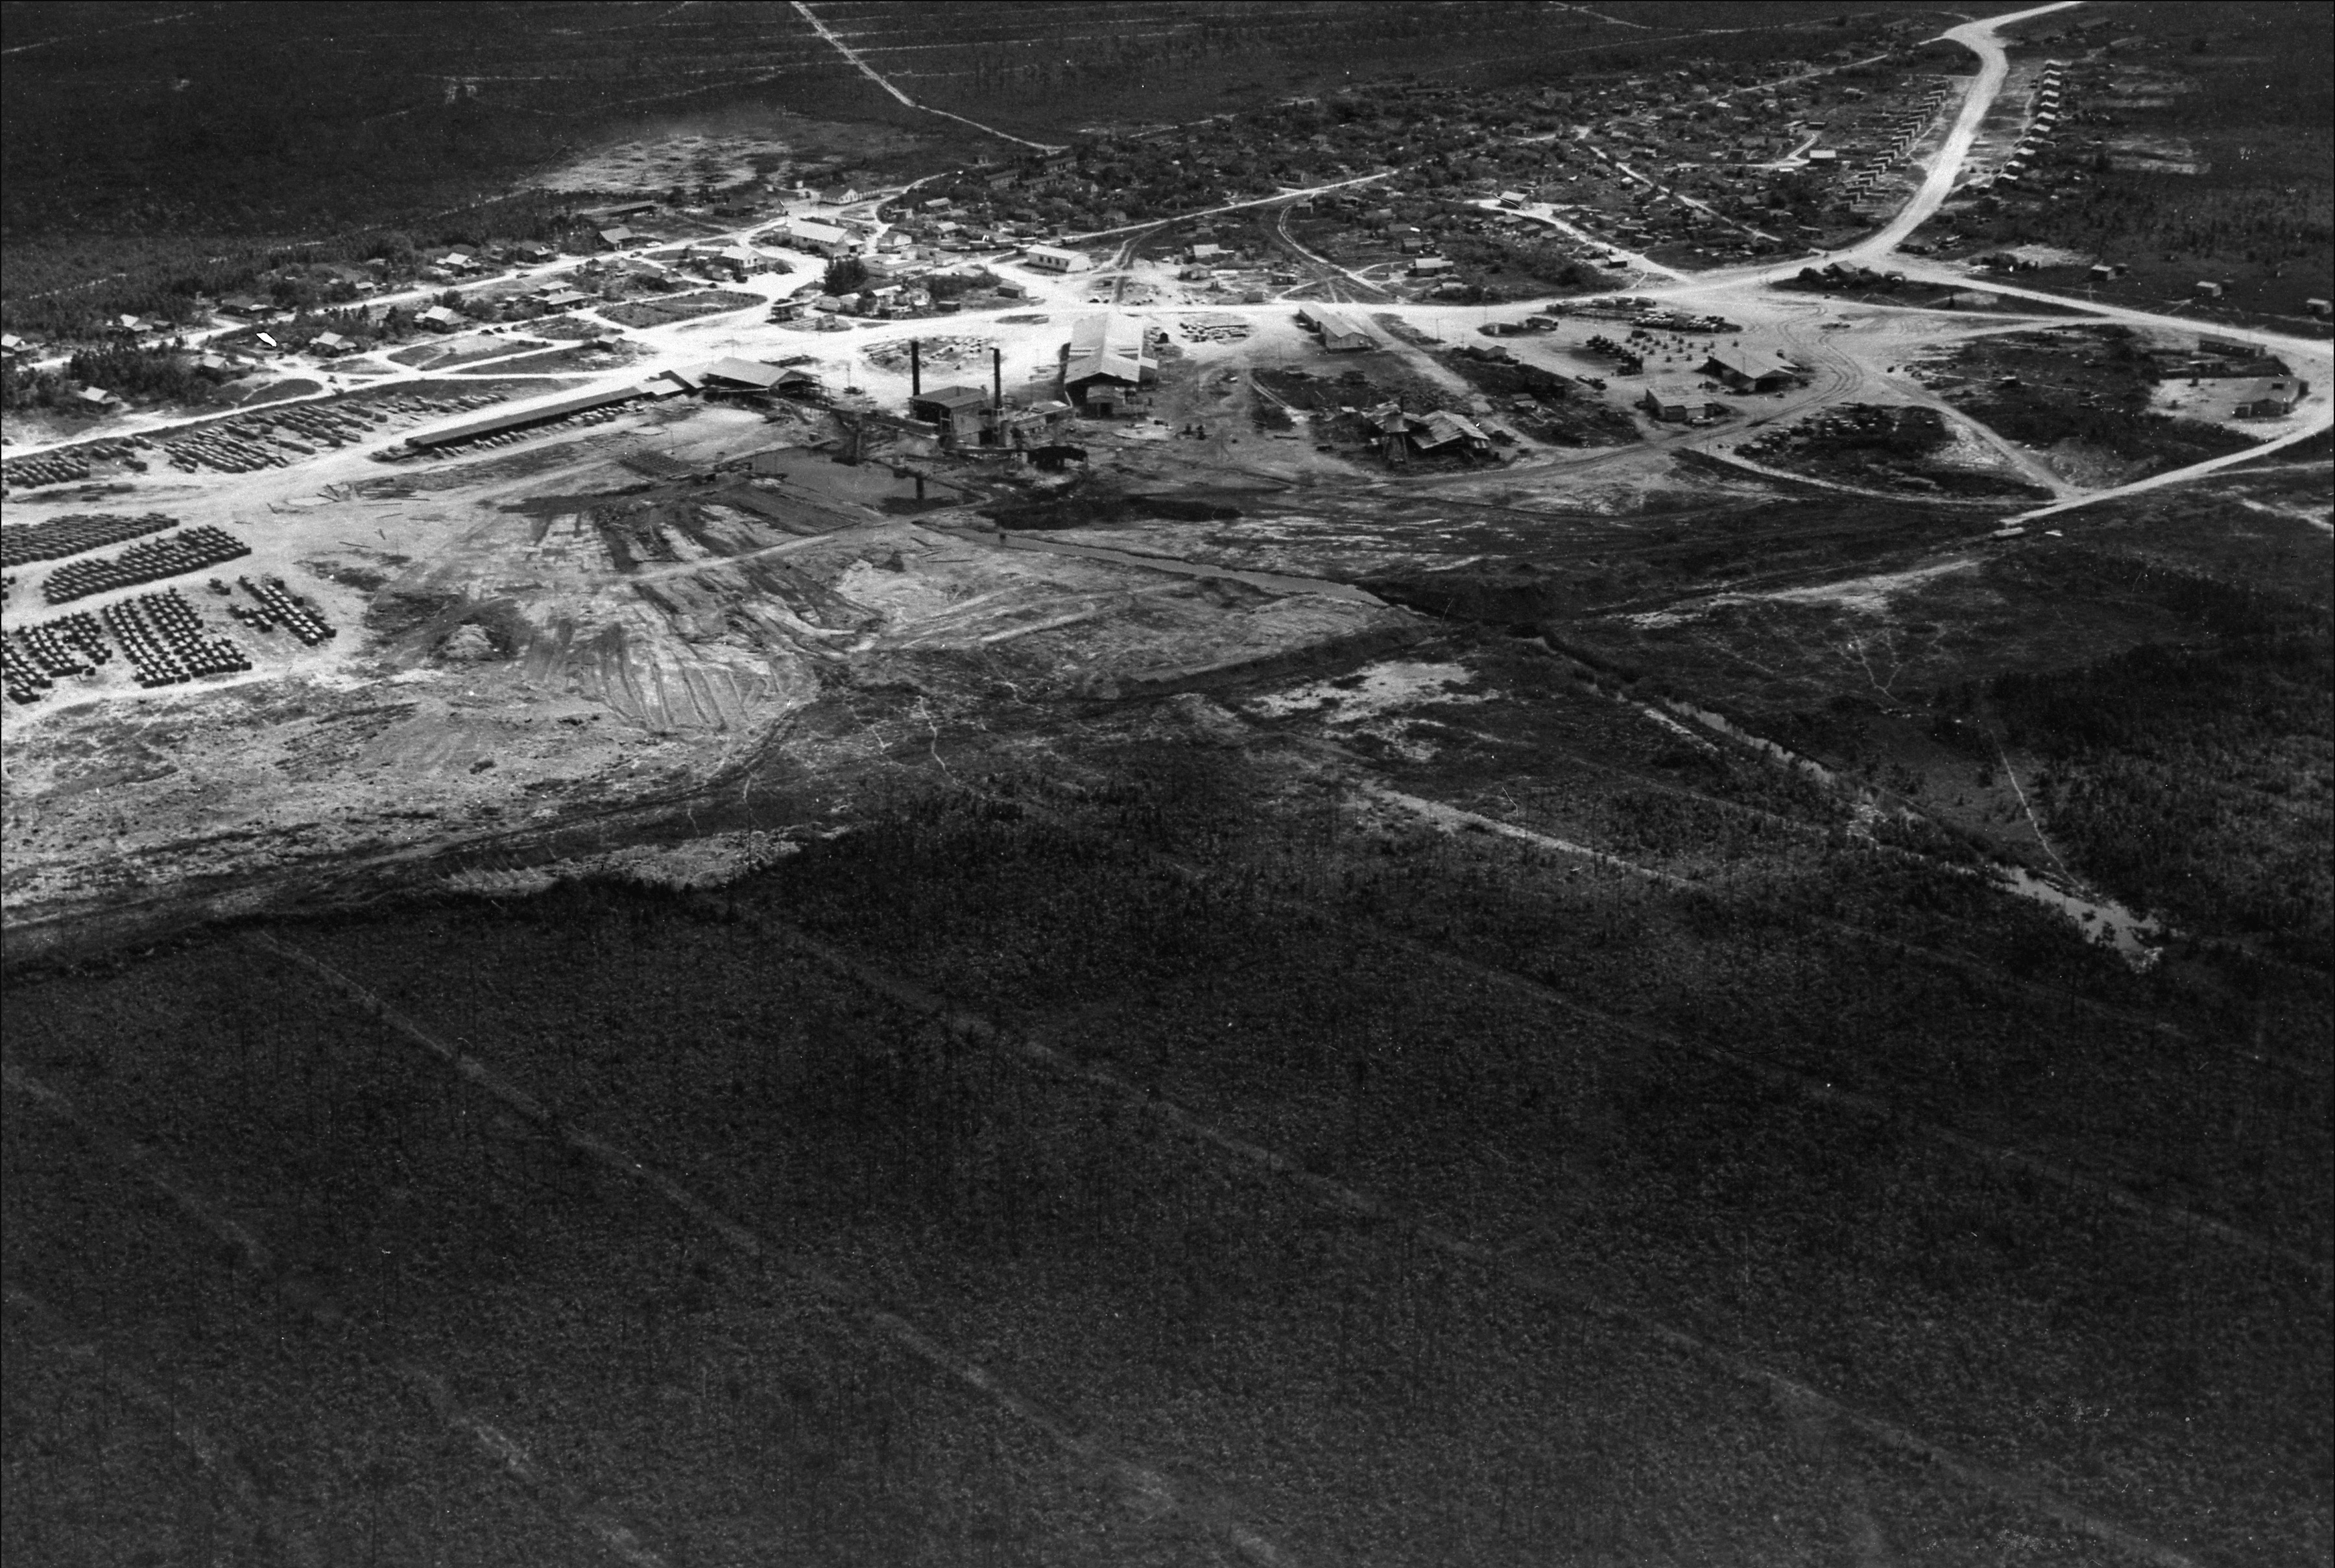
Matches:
[[0, 0, 2327, 1562]]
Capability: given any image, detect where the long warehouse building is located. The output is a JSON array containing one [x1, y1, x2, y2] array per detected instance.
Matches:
[[403, 385, 654, 451]]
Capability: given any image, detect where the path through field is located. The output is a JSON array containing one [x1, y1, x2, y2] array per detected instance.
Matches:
[[790, 0, 1068, 152]]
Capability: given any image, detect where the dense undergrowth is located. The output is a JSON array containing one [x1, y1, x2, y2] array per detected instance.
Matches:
[[1985, 552, 2335, 966], [10, 719, 2327, 1563]]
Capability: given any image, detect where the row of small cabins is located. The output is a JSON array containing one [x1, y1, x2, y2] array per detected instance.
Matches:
[[1988, 61, 2066, 191]]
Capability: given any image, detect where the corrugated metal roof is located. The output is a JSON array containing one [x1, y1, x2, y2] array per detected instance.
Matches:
[[1298, 305, 1374, 344], [1417, 410, 1488, 445], [1064, 313, 1154, 386], [1703, 348, 1788, 383], [913, 385, 992, 411], [404, 386, 644, 448], [2231, 377, 2303, 405], [703, 357, 786, 389], [785, 219, 852, 248]]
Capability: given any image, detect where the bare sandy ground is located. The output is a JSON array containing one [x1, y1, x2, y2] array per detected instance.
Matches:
[[1, 396, 1414, 951]]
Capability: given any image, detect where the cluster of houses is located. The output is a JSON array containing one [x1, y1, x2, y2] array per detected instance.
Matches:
[[1636, 347, 1805, 423], [1836, 81, 1954, 206], [2013, 14, 2119, 52], [1553, 62, 1964, 246]]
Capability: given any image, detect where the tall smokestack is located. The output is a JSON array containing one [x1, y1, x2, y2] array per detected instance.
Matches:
[[992, 347, 1002, 413], [910, 339, 921, 398]]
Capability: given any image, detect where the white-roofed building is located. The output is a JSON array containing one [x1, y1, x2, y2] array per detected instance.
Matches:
[[1061, 315, 1156, 411], [1024, 244, 1092, 274], [781, 219, 859, 259], [1296, 305, 1376, 353], [701, 357, 787, 391], [2232, 377, 2308, 419]]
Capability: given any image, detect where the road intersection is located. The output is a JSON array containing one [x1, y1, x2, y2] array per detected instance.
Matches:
[[9, 0, 2325, 529]]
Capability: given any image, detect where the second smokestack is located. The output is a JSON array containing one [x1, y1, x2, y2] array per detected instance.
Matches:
[[910, 339, 921, 398]]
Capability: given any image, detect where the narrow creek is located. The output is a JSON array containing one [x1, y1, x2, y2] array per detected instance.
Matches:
[[1993, 863, 2166, 968]]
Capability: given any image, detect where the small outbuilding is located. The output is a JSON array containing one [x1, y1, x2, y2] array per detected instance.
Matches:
[[1639, 380, 1725, 422]]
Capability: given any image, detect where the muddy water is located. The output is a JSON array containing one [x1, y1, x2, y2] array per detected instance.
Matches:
[[988, 532, 1385, 604], [747, 448, 961, 511], [1993, 864, 2166, 968]]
